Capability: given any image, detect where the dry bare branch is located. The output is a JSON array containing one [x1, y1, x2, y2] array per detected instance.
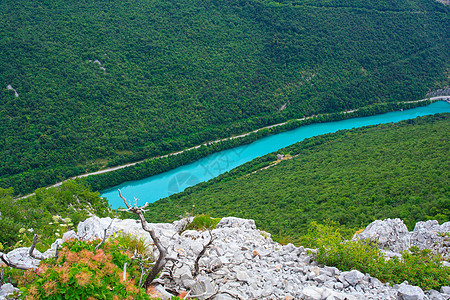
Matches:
[[0, 252, 33, 271], [95, 219, 114, 250], [139, 264, 146, 287], [29, 235, 45, 260], [118, 189, 168, 289], [54, 244, 60, 262], [194, 230, 214, 277]]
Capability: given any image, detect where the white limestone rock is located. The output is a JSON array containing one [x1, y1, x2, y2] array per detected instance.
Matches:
[[352, 218, 411, 252], [5, 215, 439, 300], [213, 294, 235, 300], [428, 289, 446, 300], [301, 286, 323, 300], [411, 221, 450, 258], [0, 283, 20, 300], [3, 248, 41, 270], [337, 270, 365, 287], [217, 217, 256, 231], [43, 238, 63, 259], [191, 275, 216, 300], [397, 283, 425, 300], [76, 216, 118, 241]]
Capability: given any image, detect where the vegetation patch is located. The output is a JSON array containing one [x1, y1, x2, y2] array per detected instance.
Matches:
[[144, 114, 450, 240], [1, 0, 449, 194], [3, 238, 150, 300], [302, 221, 450, 291], [0, 181, 114, 251], [186, 214, 221, 231]]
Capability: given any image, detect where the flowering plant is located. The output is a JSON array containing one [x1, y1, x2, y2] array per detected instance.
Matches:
[[19, 238, 150, 300]]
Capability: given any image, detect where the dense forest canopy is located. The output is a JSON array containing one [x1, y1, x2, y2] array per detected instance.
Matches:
[[0, 0, 449, 194], [144, 114, 450, 240]]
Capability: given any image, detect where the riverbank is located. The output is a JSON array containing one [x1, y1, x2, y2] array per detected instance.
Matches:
[[16, 97, 448, 201]]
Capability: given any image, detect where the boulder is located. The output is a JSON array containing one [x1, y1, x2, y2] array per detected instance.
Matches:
[[427, 289, 445, 300], [411, 221, 450, 258], [76, 216, 118, 241], [340, 270, 364, 287], [0, 283, 20, 300], [191, 275, 216, 300], [3, 248, 41, 270], [397, 283, 425, 300], [352, 218, 411, 252], [216, 217, 256, 231], [301, 286, 323, 300]]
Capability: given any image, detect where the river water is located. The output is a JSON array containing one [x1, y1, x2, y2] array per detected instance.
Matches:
[[102, 101, 450, 208]]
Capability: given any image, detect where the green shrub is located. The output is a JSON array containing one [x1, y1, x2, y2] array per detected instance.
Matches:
[[385, 247, 450, 290], [16, 238, 150, 300], [113, 232, 154, 273], [303, 221, 450, 291], [186, 214, 221, 231], [0, 181, 114, 251], [272, 230, 300, 246]]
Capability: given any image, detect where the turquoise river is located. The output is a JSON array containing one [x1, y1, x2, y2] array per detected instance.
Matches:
[[102, 101, 450, 208]]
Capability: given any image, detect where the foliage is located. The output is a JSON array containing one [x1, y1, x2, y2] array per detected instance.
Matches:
[[113, 233, 152, 259], [304, 221, 450, 291], [385, 247, 450, 290], [0, 181, 114, 251], [144, 114, 450, 241], [83, 100, 428, 193], [1, 0, 449, 194], [8, 238, 151, 300], [305, 220, 387, 275], [186, 214, 221, 231], [272, 232, 300, 246]]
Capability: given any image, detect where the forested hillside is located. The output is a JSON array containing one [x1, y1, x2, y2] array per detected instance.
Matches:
[[144, 114, 450, 240], [0, 181, 113, 250], [1, 0, 449, 194]]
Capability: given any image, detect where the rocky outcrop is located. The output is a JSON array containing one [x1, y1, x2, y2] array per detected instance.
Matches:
[[352, 218, 411, 252], [411, 221, 450, 258], [352, 218, 450, 259], [0, 283, 19, 300], [0, 238, 63, 272], [71, 217, 450, 299], [6, 85, 18, 97], [1, 217, 449, 300]]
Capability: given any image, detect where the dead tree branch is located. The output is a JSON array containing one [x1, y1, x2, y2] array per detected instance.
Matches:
[[29, 235, 45, 260], [193, 230, 214, 277], [54, 244, 59, 262], [0, 252, 33, 271], [95, 219, 114, 250], [118, 189, 167, 289]]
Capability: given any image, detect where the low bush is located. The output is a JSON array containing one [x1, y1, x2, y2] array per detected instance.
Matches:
[[303, 221, 449, 291], [385, 247, 449, 290], [186, 214, 221, 231], [0, 181, 114, 251], [113, 233, 152, 258], [9, 238, 151, 300]]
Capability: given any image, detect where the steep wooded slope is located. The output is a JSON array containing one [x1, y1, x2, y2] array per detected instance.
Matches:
[[1, 0, 449, 194], [144, 114, 450, 239]]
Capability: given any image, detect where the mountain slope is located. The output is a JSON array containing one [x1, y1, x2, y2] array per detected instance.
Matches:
[[144, 113, 450, 239], [1, 0, 449, 194]]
